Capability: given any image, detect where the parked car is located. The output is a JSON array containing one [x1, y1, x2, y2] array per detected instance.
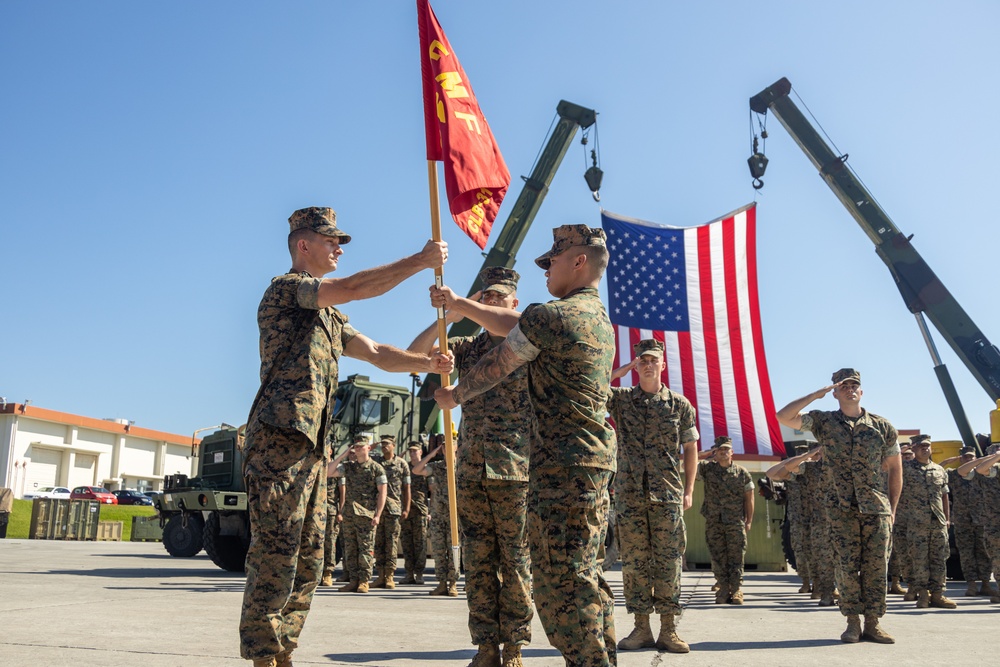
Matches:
[[22, 486, 72, 500], [71, 486, 118, 504], [113, 489, 153, 506]]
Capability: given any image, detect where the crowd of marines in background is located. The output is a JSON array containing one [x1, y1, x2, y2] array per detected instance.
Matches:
[[239, 206, 1000, 667]]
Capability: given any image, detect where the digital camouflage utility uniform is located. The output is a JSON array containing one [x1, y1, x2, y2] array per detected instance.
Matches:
[[240, 259, 358, 660], [427, 458, 459, 585], [401, 463, 429, 579], [339, 458, 387, 584], [784, 471, 812, 586], [975, 464, 1000, 592], [322, 474, 343, 581], [505, 282, 618, 667], [949, 467, 991, 585], [899, 457, 949, 593], [802, 409, 899, 618], [452, 330, 534, 649], [698, 459, 754, 592], [374, 454, 409, 574], [608, 384, 697, 617], [798, 460, 837, 599]]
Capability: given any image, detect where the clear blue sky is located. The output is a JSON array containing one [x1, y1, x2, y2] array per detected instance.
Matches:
[[2, 1, 997, 445]]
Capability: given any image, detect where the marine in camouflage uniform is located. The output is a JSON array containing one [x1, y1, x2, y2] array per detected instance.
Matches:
[[338, 437, 387, 591], [321, 468, 343, 586], [607, 338, 697, 653], [897, 434, 955, 608], [436, 225, 618, 667], [783, 446, 813, 593], [698, 438, 754, 604], [411, 266, 533, 667], [946, 447, 992, 595], [777, 368, 901, 645], [423, 449, 460, 593], [958, 443, 1000, 603], [400, 444, 430, 584], [239, 206, 450, 666], [372, 436, 410, 589]]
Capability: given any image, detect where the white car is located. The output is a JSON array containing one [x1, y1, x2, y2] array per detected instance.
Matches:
[[22, 486, 72, 500]]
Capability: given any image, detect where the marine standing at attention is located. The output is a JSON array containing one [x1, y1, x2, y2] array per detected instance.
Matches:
[[239, 206, 452, 667]]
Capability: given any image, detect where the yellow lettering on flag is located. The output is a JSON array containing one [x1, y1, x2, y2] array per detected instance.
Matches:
[[428, 40, 449, 61], [436, 92, 446, 123], [454, 111, 481, 134], [467, 205, 484, 233], [475, 188, 492, 204], [435, 72, 469, 99]]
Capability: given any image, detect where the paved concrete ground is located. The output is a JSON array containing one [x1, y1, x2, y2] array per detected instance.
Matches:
[[0, 539, 991, 666]]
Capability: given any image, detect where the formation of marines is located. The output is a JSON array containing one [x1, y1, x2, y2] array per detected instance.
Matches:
[[240, 206, 1000, 667]]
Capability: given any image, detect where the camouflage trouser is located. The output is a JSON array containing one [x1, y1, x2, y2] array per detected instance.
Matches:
[[788, 512, 811, 583], [705, 516, 746, 591], [528, 466, 616, 667], [828, 507, 890, 617], [985, 520, 1000, 584], [616, 496, 685, 615], [239, 424, 327, 660], [890, 518, 910, 585], [343, 515, 377, 583], [322, 505, 341, 578], [458, 478, 532, 646], [808, 503, 837, 597], [400, 512, 428, 576], [429, 501, 459, 584], [374, 514, 402, 571], [953, 522, 991, 582], [906, 521, 948, 592]]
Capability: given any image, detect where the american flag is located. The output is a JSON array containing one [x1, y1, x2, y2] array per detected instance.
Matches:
[[602, 204, 784, 456]]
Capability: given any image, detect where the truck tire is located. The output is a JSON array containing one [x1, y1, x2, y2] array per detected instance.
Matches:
[[203, 512, 250, 572], [163, 514, 204, 557]]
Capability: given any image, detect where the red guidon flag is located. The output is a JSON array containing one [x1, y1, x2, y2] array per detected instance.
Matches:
[[418, 0, 509, 249]]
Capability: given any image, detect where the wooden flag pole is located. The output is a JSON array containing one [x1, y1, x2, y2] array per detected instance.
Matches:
[[426, 160, 461, 578]]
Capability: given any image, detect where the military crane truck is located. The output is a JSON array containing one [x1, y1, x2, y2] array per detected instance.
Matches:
[[155, 373, 417, 571]]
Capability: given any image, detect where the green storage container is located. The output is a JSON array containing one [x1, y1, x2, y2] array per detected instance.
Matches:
[[66, 500, 100, 540], [29, 498, 70, 539], [131, 514, 164, 542], [683, 472, 787, 572]]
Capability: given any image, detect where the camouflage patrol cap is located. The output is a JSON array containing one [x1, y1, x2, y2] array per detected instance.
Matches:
[[534, 224, 607, 270], [988, 443, 1000, 455], [633, 339, 664, 359], [960, 446, 976, 456], [910, 434, 932, 447], [407, 443, 422, 452], [479, 266, 520, 296], [288, 206, 352, 243], [352, 434, 371, 446], [714, 436, 733, 450], [379, 435, 396, 445], [832, 368, 861, 384]]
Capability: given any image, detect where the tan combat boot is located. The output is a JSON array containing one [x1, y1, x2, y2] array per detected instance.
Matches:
[[429, 580, 449, 596], [320, 573, 333, 587], [797, 580, 811, 594], [616, 613, 655, 650], [915, 587, 929, 609], [466, 643, 500, 667], [414, 572, 425, 585], [810, 588, 821, 600], [888, 577, 904, 594], [252, 658, 277, 667], [656, 614, 690, 653], [371, 568, 388, 588], [930, 591, 957, 608], [338, 580, 359, 593], [357, 580, 370, 593], [275, 651, 293, 667], [714, 583, 730, 604], [711, 581, 721, 592], [336, 570, 350, 582], [447, 581, 459, 597], [400, 570, 416, 585], [730, 588, 744, 605], [964, 581, 978, 596], [903, 585, 917, 602], [840, 614, 861, 643], [501, 643, 524, 667], [862, 614, 894, 644], [818, 592, 835, 607], [384, 567, 396, 589], [981, 580, 998, 596]]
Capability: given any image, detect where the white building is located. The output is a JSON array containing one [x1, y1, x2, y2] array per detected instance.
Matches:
[[1, 402, 195, 498]]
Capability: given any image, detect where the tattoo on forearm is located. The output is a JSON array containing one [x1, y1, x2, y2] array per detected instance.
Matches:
[[453, 340, 526, 404]]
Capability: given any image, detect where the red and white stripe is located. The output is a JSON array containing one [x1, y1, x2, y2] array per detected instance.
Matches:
[[611, 205, 784, 456]]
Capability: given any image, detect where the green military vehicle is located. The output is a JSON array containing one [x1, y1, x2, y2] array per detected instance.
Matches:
[[155, 373, 418, 571]]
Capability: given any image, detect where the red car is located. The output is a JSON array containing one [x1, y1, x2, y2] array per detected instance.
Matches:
[[71, 486, 118, 505]]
